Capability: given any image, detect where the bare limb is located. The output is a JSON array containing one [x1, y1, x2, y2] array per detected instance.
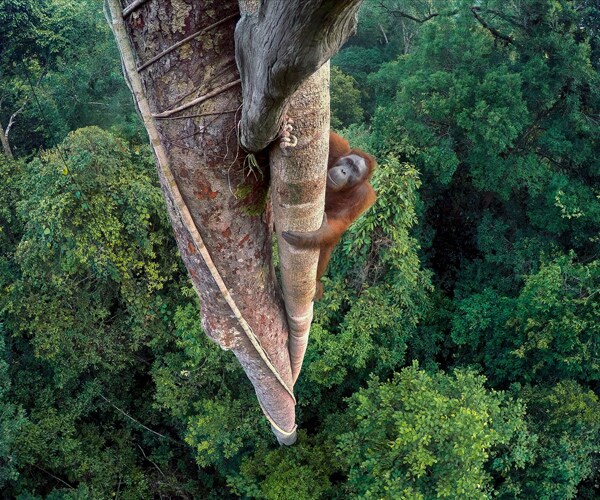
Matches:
[[379, 23, 389, 44], [380, 2, 518, 43], [32, 464, 75, 490], [471, 7, 515, 44], [99, 394, 171, 440], [6, 96, 29, 137], [377, 1, 457, 23], [0, 120, 14, 159], [479, 7, 525, 29], [386, 9, 441, 23], [137, 444, 166, 477]]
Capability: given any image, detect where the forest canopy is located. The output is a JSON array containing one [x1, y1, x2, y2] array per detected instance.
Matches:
[[1, 0, 599, 497]]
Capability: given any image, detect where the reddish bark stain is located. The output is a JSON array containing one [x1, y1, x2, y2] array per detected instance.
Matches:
[[239, 234, 250, 246], [222, 227, 232, 238], [187, 241, 196, 254], [194, 179, 218, 200]]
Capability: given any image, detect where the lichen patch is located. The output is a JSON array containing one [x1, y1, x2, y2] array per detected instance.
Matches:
[[170, 0, 192, 35]]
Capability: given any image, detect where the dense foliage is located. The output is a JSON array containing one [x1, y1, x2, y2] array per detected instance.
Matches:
[[1, 0, 598, 497]]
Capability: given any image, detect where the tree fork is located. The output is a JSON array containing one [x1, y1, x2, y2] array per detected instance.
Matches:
[[236, 0, 364, 385]]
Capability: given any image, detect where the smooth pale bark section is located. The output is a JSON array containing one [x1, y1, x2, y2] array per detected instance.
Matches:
[[235, 0, 362, 152], [271, 63, 330, 383], [0, 121, 13, 159], [108, 0, 296, 444]]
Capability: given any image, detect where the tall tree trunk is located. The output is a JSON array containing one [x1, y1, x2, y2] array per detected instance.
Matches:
[[271, 64, 330, 383], [107, 0, 363, 445], [236, 0, 360, 384], [106, 0, 296, 444]]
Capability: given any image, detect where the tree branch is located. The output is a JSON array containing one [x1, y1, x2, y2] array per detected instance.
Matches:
[[471, 7, 515, 44], [379, 23, 389, 44], [478, 8, 525, 29], [32, 464, 75, 490], [0, 120, 14, 159], [235, 0, 363, 152], [386, 9, 441, 23], [380, 3, 517, 45], [378, 1, 458, 24], [99, 394, 170, 440], [6, 96, 28, 137]]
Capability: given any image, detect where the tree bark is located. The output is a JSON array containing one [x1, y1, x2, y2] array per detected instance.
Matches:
[[236, 1, 361, 384], [235, 0, 362, 152], [108, 0, 364, 446], [107, 0, 296, 444], [270, 64, 330, 383], [0, 120, 14, 159]]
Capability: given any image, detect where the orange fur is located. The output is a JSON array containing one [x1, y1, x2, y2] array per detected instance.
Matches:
[[282, 132, 377, 299]]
